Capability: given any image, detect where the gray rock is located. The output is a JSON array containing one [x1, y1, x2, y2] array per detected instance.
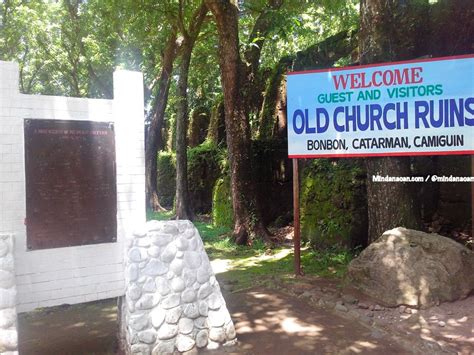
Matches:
[[0, 288, 16, 310], [138, 329, 157, 344], [142, 259, 168, 276], [196, 267, 210, 284], [0, 309, 16, 328], [143, 278, 157, 293], [0, 240, 8, 257], [342, 294, 358, 304], [131, 344, 151, 355], [157, 323, 178, 340], [335, 303, 348, 312], [197, 283, 213, 300], [184, 251, 202, 269], [151, 308, 166, 328], [127, 284, 142, 301], [195, 329, 209, 348], [163, 224, 179, 235], [208, 310, 225, 327], [358, 302, 369, 309], [198, 301, 208, 316], [126, 264, 139, 282], [170, 259, 184, 276], [148, 246, 161, 258], [183, 269, 197, 287], [170, 278, 185, 293], [150, 233, 173, 246], [165, 306, 183, 324], [155, 277, 170, 296], [162, 294, 181, 309], [0, 270, 15, 289], [207, 294, 222, 310], [152, 340, 175, 355], [209, 327, 225, 343], [161, 244, 177, 263], [181, 289, 197, 303], [194, 317, 208, 329], [136, 294, 159, 310], [348, 227, 474, 308], [176, 334, 195, 352], [178, 317, 194, 334], [183, 303, 200, 319], [130, 313, 149, 331]]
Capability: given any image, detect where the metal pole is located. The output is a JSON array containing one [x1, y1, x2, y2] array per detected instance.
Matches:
[[471, 155, 474, 241], [293, 159, 301, 276]]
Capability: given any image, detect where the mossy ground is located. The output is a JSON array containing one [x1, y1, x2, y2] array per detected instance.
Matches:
[[148, 211, 353, 289]]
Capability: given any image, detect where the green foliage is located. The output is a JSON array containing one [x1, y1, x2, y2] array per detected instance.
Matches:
[[300, 159, 367, 251], [212, 175, 234, 229], [156, 151, 176, 208]]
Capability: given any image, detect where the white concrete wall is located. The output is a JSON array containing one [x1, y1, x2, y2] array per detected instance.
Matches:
[[0, 61, 145, 312]]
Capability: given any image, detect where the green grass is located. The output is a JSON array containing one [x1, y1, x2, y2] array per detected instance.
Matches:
[[147, 211, 353, 289]]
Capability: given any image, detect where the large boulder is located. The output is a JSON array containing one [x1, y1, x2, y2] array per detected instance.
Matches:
[[347, 227, 474, 308]]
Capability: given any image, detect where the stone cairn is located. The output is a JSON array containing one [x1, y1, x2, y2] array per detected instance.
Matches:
[[121, 220, 237, 354], [0, 234, 18, 355]]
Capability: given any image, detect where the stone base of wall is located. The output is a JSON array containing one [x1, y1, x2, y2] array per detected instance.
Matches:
[[121, 220, 236, 354], [0, 234, 18, 355]]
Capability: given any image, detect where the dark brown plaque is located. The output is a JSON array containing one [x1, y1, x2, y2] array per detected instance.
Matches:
[[24, 119, 117, 250]]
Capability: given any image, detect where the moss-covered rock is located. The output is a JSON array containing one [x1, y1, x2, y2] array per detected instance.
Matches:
[[300, 159, 367, 250], [212, 175, 234, 228], [156, 152, 176, 208]]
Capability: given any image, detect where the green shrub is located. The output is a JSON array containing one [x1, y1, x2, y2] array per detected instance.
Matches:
[[212, 175, 234, 228], [156, 151, 176, 208], [300, 159, 367, 251]]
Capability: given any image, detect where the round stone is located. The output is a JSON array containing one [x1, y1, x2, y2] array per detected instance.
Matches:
[[209, 327, 225, 343], [176, 251, 184, 259], [175, 237, 188, 251], [148, 246, 161, 258], [197, 283, 213, 300], [207, 294, 222, 310], [225, 321, 236, 340], [208, 310, 225, 327], [138, 329, 157, 344], [151, 308, 166, 328], [150, 233, 173, 246], [152, 340, 175, 355], [0, 309, 16, 328], [127, 284, 142, 301], [143, 278, 157, 293], [165, 306, 183, 324], [0, 329, 18, 350], [161, 244, 177, 263], [157, 323, 178, 340], [143, 259, 168, 276], [183, 303, 200, 319], [132, 344, 151, 355], [0, 270, 15, 289], [170, 259, 184, 276], [193, 282, 201, 291], [133, 227, 147, 238], [183, 269, 197, 287], [156, 277, 170, 296], [162, 294, 181, 309], [196, 267, 210, 284], [184, 229, 196, 239], [181, 289, 197, 303], [198, 301, 208, 316], [195, 329, 209, 348], [127, 264, 139, 282], [178, 317, 194, 334], [188, 238, 197, 250], [146, 220, 163, 232], [0, 240, 9, 257], [136, 237, 151, 247], [171, 278, 185, 292], [184, 251, 202, 269], [194, 317, 208, 329], [166, 271, 174, 280], [162, 224, 179, 235], [176, 334, 195, 352], [136, 294, 159, 310]]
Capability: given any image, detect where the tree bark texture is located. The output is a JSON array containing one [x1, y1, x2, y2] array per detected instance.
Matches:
[[146, 30, 178, 211], [360, 0, 422, 243]]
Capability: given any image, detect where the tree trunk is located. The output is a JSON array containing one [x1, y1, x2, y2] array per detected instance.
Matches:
[[146, 30, 178, 211], [206, 0, 271, 245], [360, 0, 422, 243], [175, 42, 194, 220]]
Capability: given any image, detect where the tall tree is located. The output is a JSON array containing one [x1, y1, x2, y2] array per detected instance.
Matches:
[[360, 0, 423, 243], [174, 1, 209, 220]]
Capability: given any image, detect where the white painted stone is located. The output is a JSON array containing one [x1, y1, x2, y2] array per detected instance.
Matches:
[[209, 327, 225, 343], [175, 236, 188, 251], [165, 306, 183, 324], [161, 244, 177, 263], [207, 294, 222, 310], [0, 255, 14, 273], [196, 267, 210, 284], [193, 282, 201, 291], [183, 303, 200, 319], [225, 321, 236, 340], [184, 229, 196, 240], [163, 224, 179, 235], [170, 278, 185, 293], [0, 270, 15, 289], [161, 294, 180, 310], [198, 301, 208, 316], [0, 288, 16, 309], [188, 238, 197, 250], [183, 269, 196, 287], [181, 289, 196, 303], [152, 340, 175, 355], [155, 277, 170, 296], [127, 284, 142, 301], [184, 251, 202, 269], [206, 340, 220, 350], [208, 310, 225, 327], [150, 233, 173, 246], [131, 344, 151, 354], [170, 259, 184, 276], [130, 313, 149, 331], [194, 317, 208, 329], [176, 251, 184, 259], [136, 237, 151, 248], [142, 259, 168, 276], [127, 264, 139, 282], [0, 309, 16, 328], [0, 240, 8, 257], [151, 308, 166, 328], [136, 294, 158, 310], [146, 220, 163, 232], [148, 246, 161, 258], [138, 329, 157, 344], [176, 334, 195, 352], [143, 278, 156, 293], [197, 283, 213, 300], [157, 323, 178, 340], [178, 317, 194, 334], [0, 329, 18, 350], [195, 329, 209, 348], [128, 248, 145, 263], [166, 271, 174, 280], [133, 227, 147, 238]]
